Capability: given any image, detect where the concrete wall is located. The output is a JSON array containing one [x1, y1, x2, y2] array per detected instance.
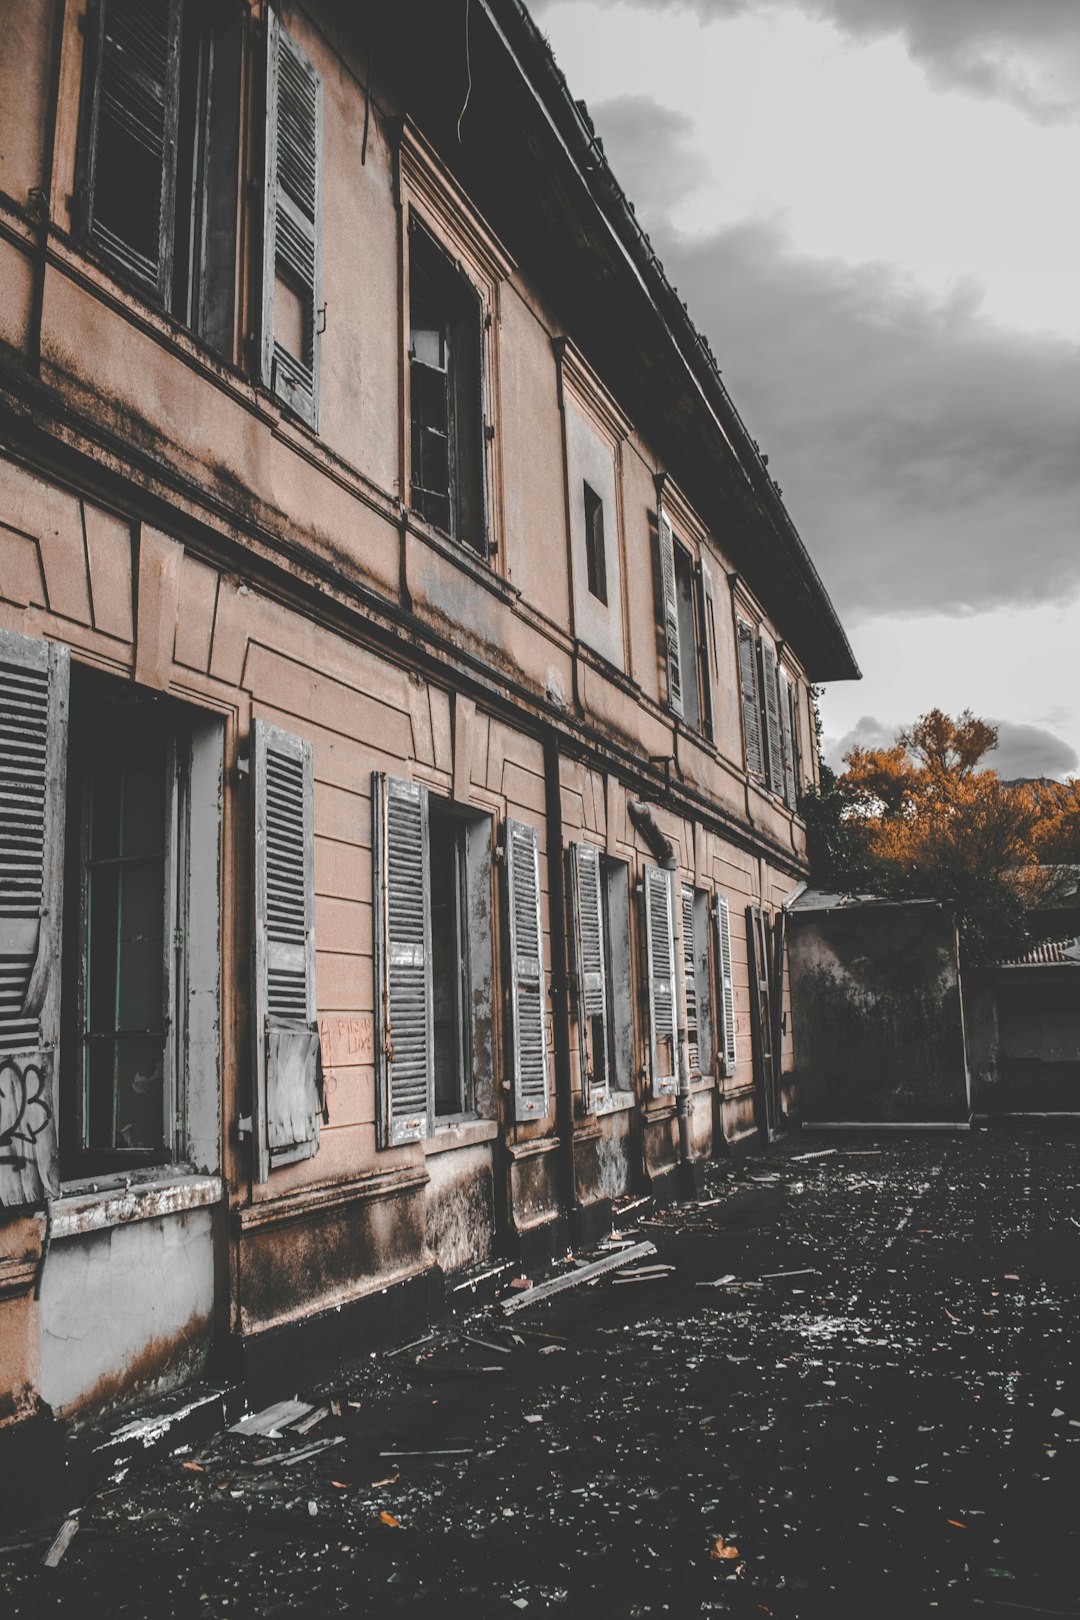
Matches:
[[789, 902, 970, 1124], [968, 971, 1080, 1114]]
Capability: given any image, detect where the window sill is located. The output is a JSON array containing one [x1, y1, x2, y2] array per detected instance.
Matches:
[[592, 1089, 635, 1117], [48, 1170, 223, 1241], [424, 1118, 499, 1156], [406, 509, 520, 606]]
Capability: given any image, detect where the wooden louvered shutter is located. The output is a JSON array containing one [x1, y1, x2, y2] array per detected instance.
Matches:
[[658, 510, 683, 718], [737, 618, 763, 778], [779, 669, 797, 809], [374, 775, 433, 1147], [681, 886, 700, 1079], [262, 11, 322, 429], [505, 819, 548, 1118], [643, 864, 677, 1099], [79, 0, 182, 303], [571, 842, 608, 1112], [252, 720, 320, 1181], [0, 632, 68, 1208], [715, 894, 736, 1076], [760, 637, 785, 794], [697, 559, 718, 743]]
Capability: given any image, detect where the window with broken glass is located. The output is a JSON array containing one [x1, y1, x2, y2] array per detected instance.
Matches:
[[408, 220, 487, 554]]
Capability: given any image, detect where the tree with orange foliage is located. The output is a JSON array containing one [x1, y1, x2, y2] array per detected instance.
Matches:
[[803, 709, 1076, 965]]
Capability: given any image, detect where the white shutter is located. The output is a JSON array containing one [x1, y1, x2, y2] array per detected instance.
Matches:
[[715, 894, 737, 1075], [252, 720, 320, 1180], [374, 774, 433, 1147], [736, 618, 763, 778], [0, 632, 68, 1207], [262, 11, 322, 428], [644, 863, 677, 1098], [681, 885, 701, 1078], [505, 819, 548, 1117], [760, 636, 784, 794], [658, 509, 683, 718], [571, 841, 608, 1111], [779, 669, 797, 809]]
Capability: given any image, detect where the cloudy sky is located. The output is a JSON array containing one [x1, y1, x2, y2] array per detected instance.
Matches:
[[532, 0, 1080, 780]]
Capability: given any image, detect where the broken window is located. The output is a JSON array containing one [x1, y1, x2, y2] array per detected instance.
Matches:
[[681, 886, 713, 1082], [77, 0, 241, 356], [673, 542, 701, 732], [583, 483, 608, 605], [571, 845, 633, 1113], [409, 220, 488, 554], [657, 508, 716, 738], [374, 775, 494, 1144]]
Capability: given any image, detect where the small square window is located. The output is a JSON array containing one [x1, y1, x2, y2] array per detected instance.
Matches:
[[583, 482, 608, 605]]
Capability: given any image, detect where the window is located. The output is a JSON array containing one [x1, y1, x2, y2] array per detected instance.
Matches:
[[409, 221, 487, 553], [736, 616, 801, 809], [714, 894, 737, 1078], [658, 507, 717, 739], [569, 845, 632, 1112], [643, 863, 678, 1098], [681, 886, 713, 1082], [374, 775, 494, 1145], [77, 0, 241, 356], [583, 483, 608, 604]]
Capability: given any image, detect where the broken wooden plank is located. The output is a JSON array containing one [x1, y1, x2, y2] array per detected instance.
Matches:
[[252, 1436, 344, 1469], [231, 1398, 313, 1437], [500, 1241, 657, 1314], [43, 1515, 79, 1568], [291, 1405, 331, 1436]]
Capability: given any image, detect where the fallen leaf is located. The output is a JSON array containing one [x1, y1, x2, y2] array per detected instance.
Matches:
[[947, 1520, 969, 1529], [378, 1511, 403, 1529], [182, 1462, 205, 1473], [331, 1481, 351, 1490], [944, 1308, 961, 1322], [709, 1537, 740, 1560], [372, 1473, 399, 1487]]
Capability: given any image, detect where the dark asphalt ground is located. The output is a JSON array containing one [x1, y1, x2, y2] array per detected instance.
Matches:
[[2, 1127, 1078, 1619]]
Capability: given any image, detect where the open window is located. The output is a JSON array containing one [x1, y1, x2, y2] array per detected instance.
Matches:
[[658, 508, 715, 739], [77, 0, 241, 356], [681, 885, 713, 1083], [570, 845, 633, 1113], [374, 775, 494, 1145], [408, 220, 487, 553]]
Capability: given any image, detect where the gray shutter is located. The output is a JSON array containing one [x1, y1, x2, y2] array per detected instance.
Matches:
[[779, 668, 797, 809], [0, 633, 68, 1208], [715, 894, 736, 1076], [643, 864, 677, 1098], [505, 819, 548, 1118], [736, 618, 763, 778], [760, 637, 784, 794], [681, 886, 700, 1078], [373, 774, 433, 1147], [79, 0, 182, 303], [571, 841, 608, 1111], [252, 720, 320, 1180], [658, 510, 683, 718], [697, 559, 717, 743], [262, 10, 322, 429]]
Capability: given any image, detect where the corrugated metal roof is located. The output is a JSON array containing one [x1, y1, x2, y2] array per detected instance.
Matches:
[[995, 937, 1080, 968]]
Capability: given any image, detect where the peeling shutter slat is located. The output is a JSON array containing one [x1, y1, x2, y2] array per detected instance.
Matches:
[[374, 774, 433, 1147], [658, 510, 683, 718], [0, 631, 68, 1208], [715, 894, 736, 1075], [506, 819, 548, 1117], [779, 668, 797, 809], [79, 0, 181, 303], [253, 720, 320, 1180], [736, 618, 763, 778], [262, 11, 322, 429], [681, 885, 700, 1079], [644, 863, 677, 1098], [571, 842, 608, 1112], [760, 637, 785, 794]]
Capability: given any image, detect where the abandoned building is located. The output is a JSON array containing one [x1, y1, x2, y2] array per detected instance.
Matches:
[[0, 0, 858, 1447]]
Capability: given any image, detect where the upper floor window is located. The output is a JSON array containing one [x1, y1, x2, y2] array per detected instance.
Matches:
[[583, 482, 608, 605], [736, 615, 801, 809], [77, 0, 241, 358], [658, 504, 717, 741], [408, 220, 487, 554]]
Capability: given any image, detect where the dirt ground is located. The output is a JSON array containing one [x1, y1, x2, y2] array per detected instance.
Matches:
[[2, 1126, 1078, 1619]]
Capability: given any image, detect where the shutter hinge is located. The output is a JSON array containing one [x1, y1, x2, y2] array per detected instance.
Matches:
[[484, 422, 495, 442], [173, 928, 184, 952]]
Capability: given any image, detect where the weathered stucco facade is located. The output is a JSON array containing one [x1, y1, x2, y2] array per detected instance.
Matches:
[[0, 0, 856, 1445]]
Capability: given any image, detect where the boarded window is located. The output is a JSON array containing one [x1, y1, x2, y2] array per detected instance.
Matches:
[[0, 631, 68, 1208], [409, 220, 487, 553], [643, 863, 677, 1098], [736, 618, 763, 778], [252, 720, 320, 1179], [261, 10, 322, 427], [571, 841, 609, 1111], [505, 819, 548, 1118], [77, 0, 239, 352], [714, 894, 737, 1076], [657, 509, 683, 718]]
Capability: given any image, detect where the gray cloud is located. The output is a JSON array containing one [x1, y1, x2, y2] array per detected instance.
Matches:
[[533, 0, 1080, 123], [586, 93, 1080, 622], [823, 715, 1078, 780]]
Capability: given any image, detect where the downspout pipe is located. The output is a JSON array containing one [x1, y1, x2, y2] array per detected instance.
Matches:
[[544, 729, 580, 1246], [628, 801, 699, 1195]]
